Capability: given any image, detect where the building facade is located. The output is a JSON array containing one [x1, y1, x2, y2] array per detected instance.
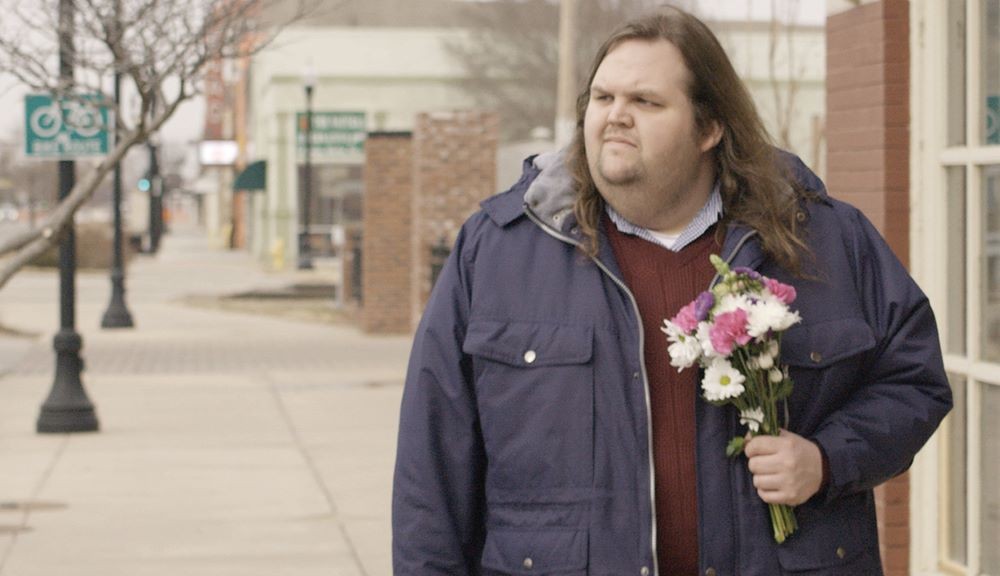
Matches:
[[826, 0, 998, 574]]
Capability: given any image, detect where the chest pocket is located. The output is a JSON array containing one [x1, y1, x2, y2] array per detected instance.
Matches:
[[778, 317, 878, 434], [463, 319, 595, 491]]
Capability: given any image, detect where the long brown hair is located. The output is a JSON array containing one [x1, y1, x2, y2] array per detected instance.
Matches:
[[569, 6, 809, 274]]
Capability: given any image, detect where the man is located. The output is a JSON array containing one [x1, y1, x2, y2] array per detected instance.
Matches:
[[393, 7, 951, 576]]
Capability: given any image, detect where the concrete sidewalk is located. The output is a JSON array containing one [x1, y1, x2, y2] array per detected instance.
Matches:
[[0, 226, 412, 576]]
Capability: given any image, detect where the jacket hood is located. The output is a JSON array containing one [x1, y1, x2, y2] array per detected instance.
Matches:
[[480, 147, 829, 232]]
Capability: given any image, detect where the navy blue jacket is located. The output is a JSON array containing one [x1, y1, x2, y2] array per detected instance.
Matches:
[[392, 151, 952, 576]]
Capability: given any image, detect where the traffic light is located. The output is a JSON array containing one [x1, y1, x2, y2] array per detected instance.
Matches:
[[137, 177, 151, 192]]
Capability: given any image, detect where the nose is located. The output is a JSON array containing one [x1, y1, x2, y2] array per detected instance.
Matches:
[[607, 98, 633, 128]]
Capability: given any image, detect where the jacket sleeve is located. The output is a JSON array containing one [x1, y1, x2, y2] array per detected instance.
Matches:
[[392, 223, 486, 575], [811, 209, 953, 502]]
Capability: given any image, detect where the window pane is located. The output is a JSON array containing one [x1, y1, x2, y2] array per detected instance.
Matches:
[[949, 0, 967, 146], [981, 382, 1000, 573], [983, 0, 999, 145], [948, 167, 967, 355], [984, 166, 1000, 362], [946, 374, 967, 566]]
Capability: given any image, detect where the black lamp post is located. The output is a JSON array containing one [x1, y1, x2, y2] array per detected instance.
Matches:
[[37, 0, 99, 434], [147, 136, 162, 253], [101, 70, 134, 328], [298, 68, 315, 270]]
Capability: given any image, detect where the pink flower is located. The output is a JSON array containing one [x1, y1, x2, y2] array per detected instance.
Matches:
[[709, 309, 752, 356], [671, 300, 700, 333], [764, 278, 797, 304]]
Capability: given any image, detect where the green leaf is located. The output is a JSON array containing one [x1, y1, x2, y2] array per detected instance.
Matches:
[[726, 436, 746, 458]]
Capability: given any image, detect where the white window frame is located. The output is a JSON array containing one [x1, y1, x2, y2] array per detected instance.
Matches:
[[911, 1, 1000, 575]]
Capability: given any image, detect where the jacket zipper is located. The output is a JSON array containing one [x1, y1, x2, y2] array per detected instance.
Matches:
[[524, 205, 660, 576]]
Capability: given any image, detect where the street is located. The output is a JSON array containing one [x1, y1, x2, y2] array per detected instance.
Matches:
[[0, 223, 411, 576]]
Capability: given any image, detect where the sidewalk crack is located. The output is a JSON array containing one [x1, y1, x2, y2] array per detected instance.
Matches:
[[264, 374, 370, 576], [0, 434, 70, 575]]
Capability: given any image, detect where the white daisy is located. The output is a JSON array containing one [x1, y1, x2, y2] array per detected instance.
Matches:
[[701, 357, 746, 402], [740, 407, 765, 433]]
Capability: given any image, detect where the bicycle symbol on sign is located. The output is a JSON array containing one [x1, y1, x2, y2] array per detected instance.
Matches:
[[29, 99, 103, 139]]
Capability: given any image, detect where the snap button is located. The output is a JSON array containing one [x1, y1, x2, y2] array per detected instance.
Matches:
[[633, 371, 640, 380], [705, 568, 717, 576], [571, 226, 580, 235], [640, 567, 650, 576], [836, 546, 846, 559], [524, 350, 537, 364], [523, 557, 533, 569], [810, 351, 822, 363], [796, 211, 806, 222]]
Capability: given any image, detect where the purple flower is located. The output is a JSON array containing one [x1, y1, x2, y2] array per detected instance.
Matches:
[[732, 267, 762, 281], [694, 291, 714, 321]]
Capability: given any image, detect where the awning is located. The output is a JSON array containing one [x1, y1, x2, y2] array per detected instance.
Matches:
[[233, 160, 266, 191]]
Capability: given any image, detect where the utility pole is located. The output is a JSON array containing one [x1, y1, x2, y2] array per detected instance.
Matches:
[[555, 0, 577, 148], [37, 0, 99, 434]]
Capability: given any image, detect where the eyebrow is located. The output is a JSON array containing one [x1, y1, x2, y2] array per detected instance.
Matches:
[[590, 84, 663, 102]]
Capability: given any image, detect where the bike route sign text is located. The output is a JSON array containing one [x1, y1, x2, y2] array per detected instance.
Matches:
[[24, 94, 110, 158]]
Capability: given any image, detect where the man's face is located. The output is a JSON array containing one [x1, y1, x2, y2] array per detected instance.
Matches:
[[583, 39, 719, 233]]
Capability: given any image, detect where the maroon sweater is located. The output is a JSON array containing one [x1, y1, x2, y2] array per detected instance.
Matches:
[[606, 218, 720, 576]]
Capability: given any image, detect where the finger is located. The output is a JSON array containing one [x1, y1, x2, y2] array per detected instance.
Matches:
[[747, 454, 783, 475], [756, 487, 790, 505], [751, 473, 785, 492], [744, 436, 780, 458]]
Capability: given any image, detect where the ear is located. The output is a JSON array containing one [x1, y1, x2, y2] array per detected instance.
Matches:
[[699, 119, 723, 153]]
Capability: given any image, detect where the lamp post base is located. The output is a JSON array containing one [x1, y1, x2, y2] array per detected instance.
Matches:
[[37, 330, 99, 434], [101, 273, 134, 329]]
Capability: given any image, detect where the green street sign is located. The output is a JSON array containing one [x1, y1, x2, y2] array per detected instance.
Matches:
[[24, 94, 110, 158], [296, 111, 366, 164]]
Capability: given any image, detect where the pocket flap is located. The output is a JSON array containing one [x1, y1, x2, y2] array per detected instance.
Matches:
[[463, 320, 593, 367], [781, 317, 876, 368], [481, 528, 587, 574]]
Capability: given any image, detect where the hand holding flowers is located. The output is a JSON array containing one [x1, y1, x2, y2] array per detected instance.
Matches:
[[662, 254, 802, 543]]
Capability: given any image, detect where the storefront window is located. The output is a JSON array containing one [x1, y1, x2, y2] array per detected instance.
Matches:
[[984, 0, 999, 145], [982, 382, 1000, 572], [947, 374, 968, 566], [984, 166, 1000, 362], [948, 167, 967, 355], [949, 0, 967, 146]]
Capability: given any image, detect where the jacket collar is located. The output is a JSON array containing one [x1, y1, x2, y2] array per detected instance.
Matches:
[[481, 148, 829, 251]]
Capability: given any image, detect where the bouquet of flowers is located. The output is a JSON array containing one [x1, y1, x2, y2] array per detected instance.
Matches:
[[661, 254, 801, 543]]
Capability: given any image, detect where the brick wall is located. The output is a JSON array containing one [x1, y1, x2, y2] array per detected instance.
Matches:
[[827, 2, 911, 575], [411, 111, 499, 327], [362, 132, 414, 334]]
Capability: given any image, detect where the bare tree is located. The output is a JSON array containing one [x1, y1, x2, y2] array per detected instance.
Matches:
[[767, 0, 802, 150], [443, 0, 668, 142], [0, 0, 317, 289]]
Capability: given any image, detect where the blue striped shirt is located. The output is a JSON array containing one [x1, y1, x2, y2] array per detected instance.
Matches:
[[606, 182, 722, 252]]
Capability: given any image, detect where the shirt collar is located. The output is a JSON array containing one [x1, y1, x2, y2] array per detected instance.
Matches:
[[606, 181, 723, 252]]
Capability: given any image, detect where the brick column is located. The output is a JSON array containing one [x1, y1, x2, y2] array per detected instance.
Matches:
[[411, 111, 499, 328], [361, 132, 414, 334], [826, 2, 910, 575]]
